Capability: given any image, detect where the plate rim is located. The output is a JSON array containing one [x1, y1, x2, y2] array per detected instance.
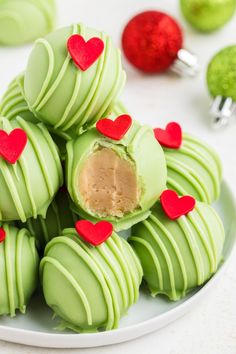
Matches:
[[0, 179, 235, 348]]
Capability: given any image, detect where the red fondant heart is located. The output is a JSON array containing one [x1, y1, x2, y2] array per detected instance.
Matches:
[[0, 228, 6, 243], [67, 34, 104, 71], [75, 220, 113, 246], [160, 189, 196, 220], [154, 122, 182, 149], [0, 128, 27, 164], [96, 114, 132, 140]]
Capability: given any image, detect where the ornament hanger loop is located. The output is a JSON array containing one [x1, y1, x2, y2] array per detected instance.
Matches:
[[210, 96, 236, 129]]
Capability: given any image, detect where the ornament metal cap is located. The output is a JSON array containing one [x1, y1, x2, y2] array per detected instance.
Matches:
[[171, 49, 199, 77], [210, 96, 236, 128]]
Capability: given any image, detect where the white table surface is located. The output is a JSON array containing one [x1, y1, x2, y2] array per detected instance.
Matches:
[[0, 0, 236, 353]]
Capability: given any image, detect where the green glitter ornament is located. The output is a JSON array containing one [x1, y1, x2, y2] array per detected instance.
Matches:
[[207, 45, 236, 127], [180, 0, 236, 32]]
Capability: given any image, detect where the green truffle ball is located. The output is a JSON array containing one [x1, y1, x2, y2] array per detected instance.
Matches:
[[23, 24, 126, 135], [129, 201, 225, 301], [66, 120, 167, 231], [0, 0, 56, 46], [0, 223, 39, 316], [164, 133, 222, 203], [0, 74, 128, 160], [17, 190, 77, 250], [40, 230, 143, 332], [0, 116, 63, 222], [180, 0, 236, 32], [207, 45, 236, 101], [0, 73, 38, 123]]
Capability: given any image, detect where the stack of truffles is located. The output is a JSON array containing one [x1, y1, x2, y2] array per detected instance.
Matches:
[[0, 23, 225, 333]]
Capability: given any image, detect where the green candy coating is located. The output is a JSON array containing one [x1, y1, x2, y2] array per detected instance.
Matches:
[[0, 73, 38, 123], [0, 116, 63, 222], [207, 45, 236, 101], [40, 230, 143, 332], [129, 201, 225, 301], [164, 133, 222, 204], [180, 0, 236, 32], [0, 74, 128, 160], [0, 223, 39, 316], [0, 0, 56, 46], [66, 120, 167, 231], [23, 24, 126, 134], [17, 190, 77, 251]]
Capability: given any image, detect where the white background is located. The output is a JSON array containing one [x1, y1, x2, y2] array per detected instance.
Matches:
[[0, 0, 236, 353]]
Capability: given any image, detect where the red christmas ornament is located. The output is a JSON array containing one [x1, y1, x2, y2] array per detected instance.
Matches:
[[122, 11, 182, 73], [122, 10, 198, 76]]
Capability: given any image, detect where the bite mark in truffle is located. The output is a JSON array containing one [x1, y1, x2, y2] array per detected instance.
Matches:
[[79, 148, 140, 217]]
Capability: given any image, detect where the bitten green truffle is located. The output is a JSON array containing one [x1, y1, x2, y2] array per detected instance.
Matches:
[[23, 23, 126, 134], [17, 190, 77, 250], [0, 0, 56, 46], [40, 230, 143, 332], [164, 133, 222, 203], [52, 101, 128, 160], [129, 201, 225, 301], [0, 223, 39, 316], [0, 116, 63, 222], [66, 120, 167, 231]]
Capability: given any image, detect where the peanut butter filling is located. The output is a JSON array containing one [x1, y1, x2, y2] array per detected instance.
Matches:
[[79, 148, 140, 217]]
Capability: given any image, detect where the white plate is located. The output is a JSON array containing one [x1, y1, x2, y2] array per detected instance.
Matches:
[[0, 180, 235, 349]]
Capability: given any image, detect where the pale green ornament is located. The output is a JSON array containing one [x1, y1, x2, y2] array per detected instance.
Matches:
[[180, 0, 236, 32]]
